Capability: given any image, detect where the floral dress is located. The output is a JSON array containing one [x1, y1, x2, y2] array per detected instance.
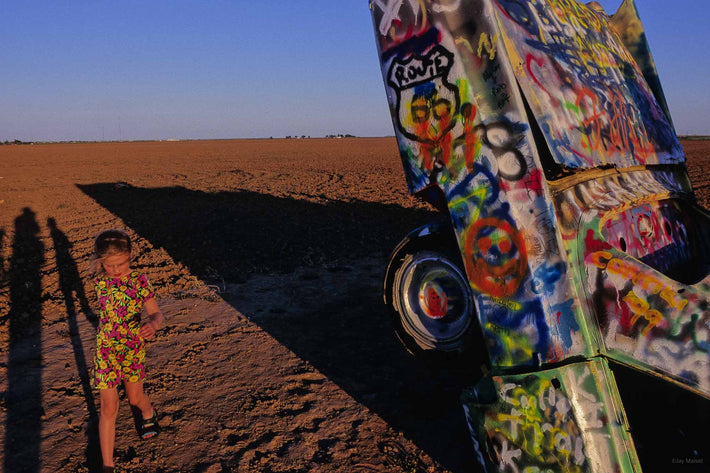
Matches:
[[92, 271, 154, 389]]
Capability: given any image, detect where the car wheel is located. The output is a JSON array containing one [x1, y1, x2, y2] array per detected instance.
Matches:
[[390, 249, 476, 354]]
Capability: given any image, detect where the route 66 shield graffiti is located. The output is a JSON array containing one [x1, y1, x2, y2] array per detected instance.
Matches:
[[387, 45, 461, 173]]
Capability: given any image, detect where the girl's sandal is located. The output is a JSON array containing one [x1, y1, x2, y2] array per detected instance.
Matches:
[[140, 409, 161, 440]]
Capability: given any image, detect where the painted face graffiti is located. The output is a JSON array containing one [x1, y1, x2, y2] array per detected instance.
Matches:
[[464, 218, 528, 298]]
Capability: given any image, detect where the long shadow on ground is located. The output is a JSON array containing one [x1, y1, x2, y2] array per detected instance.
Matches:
[[47, 218, 102, 470], [78, 183, 482, 472], [4, 208, 44, 473], [80, 183, 434, 281]]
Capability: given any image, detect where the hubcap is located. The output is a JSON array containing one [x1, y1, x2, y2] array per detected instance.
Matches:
[[396, 252, 473, 351]]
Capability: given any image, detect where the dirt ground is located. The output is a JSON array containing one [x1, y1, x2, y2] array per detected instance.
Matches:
[[0, 138, 708, 473]]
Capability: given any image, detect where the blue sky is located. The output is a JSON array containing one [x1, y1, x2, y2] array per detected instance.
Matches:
[[1, 0, 708, 141]]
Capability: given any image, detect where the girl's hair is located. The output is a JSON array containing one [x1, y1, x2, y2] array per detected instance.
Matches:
[[89, 229, 133, 275]]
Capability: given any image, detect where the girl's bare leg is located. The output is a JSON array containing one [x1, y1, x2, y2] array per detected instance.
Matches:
[[99, 388, 120, 467], [124, 381, 153, 418]]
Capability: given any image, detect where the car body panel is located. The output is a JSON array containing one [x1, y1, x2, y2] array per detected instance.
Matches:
[[462, 357, 641, 472], [372, 0, 591, 370], [494, 0, 683, 171], [371, 0, 709, 394], [370, 1, 709, 469], [552, 167, 710, 396]]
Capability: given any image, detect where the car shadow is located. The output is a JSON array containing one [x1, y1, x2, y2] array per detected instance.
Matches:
[[77, 182, 482, 472]]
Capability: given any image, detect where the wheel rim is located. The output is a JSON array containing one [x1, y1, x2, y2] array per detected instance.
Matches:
[[396, 252, 473, 351]]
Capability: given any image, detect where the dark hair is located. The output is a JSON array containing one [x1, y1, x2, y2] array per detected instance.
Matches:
[[90, 229, 133, 274]]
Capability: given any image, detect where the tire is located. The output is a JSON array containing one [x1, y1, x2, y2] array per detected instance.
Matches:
[[390, 249, 476, 355]]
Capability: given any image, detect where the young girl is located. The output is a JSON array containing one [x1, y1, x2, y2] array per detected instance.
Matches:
[[89, 230, 164, 472]]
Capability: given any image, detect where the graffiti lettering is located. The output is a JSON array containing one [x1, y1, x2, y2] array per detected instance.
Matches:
[[485, 368, 602, 471], [482, 60, 501, 82], [588, 251, 688, 311], [623, 291, 663, 336], [568, 366, 604, 429], [386, 44, 464, 177], [477, 120, 529, 181], [477, 32, 499, 60], [496, 0, 683, 168], [388, 46, 453, 89], [490, 295, 522, 312]]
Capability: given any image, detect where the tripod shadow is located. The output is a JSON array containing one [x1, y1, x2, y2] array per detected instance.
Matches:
[[47, 218, 102, 471], [4, 208, 44, 473]]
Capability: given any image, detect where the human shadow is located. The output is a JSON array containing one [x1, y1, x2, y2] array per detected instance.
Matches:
[[77, 183, 481, 472], [4, 208, 44, 473], [0, 227, 6, 327], [47, 218, 101, 471], [0, 228, 6, 286]]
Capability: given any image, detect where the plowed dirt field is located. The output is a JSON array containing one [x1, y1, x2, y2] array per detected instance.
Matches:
[[1, 138, 708, 472]]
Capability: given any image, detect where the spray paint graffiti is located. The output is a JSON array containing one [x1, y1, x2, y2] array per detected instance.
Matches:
[[372, 0, 463, 48], [372, 0, 427, 43], [374, 0, 584, 368], [463, 359, 640, 473], [374, 0, 709, 380], [600, 200, 693, 275], [587, 250, 689, 311], [464, 217, 527, 298], [373, 0, 464, 41], [494, 0, 683, 169], [551, 168, 710, 393], [372, 0, 709, 471], [387, 45, 461, 173]]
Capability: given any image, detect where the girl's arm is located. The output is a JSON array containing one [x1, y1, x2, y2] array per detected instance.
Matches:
[[139, 298, 164, 339]]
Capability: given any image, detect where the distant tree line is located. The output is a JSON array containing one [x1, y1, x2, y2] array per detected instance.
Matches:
[[4, 134, 369, 145], [2, 140, 34, 145], [280, 134, 357, 139]]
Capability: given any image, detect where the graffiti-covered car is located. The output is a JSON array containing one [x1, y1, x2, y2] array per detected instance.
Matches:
[[370, 0, 709, 471]]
